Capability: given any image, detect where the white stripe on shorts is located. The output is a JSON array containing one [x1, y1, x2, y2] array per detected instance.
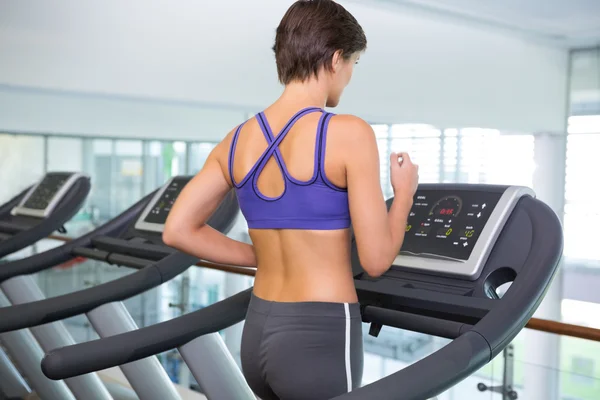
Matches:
[[344, 303, 352, 392]]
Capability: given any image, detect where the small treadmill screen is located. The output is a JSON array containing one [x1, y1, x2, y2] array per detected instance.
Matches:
[[143, 177, 189, 225], [22, 173, 72, 211], [400, 190, 503, 261]]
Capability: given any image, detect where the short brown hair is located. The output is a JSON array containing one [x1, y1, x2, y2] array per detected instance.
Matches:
[[273, 0, 367, 85]]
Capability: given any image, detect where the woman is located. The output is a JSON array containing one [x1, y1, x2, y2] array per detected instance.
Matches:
[[163, 1, 419, 398]]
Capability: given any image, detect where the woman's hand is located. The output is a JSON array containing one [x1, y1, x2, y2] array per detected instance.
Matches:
[[390, 152, 419, 200]]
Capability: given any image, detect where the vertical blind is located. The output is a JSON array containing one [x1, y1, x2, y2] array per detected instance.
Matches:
[[371, 124, 535, 199]]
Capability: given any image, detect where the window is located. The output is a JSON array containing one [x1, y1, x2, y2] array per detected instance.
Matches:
[[390, 124, 442, 185], [442, 129, 459, 183], [372, 124, 534, 199], [0, 134, 45, 204], [46, 137, 92, 235], [564, 116, 600, 262], [188, 142, 217, 174], [570, 357, 596, 386], [144, 141, 187, 193], [374, 123, 443, 198], [372, 125, 391, 197], [454, 129, 535, 187]]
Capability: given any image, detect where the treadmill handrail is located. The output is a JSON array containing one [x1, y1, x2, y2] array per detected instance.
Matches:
[[332, 331, 492, 400], [42, 288, 252, 380], [0, 191, 154, 284], [469, 197, 564, 357], [329, 197, 564, 399], [92, 236, 177, 260], [0, 252, 199, 333], [42, 195, 562, 400]]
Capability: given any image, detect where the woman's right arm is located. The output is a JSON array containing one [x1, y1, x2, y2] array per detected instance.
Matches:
[[338, 116, 419, 277]]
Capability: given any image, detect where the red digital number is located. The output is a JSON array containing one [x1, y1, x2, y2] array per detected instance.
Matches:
[[438, 208, 455, 216]]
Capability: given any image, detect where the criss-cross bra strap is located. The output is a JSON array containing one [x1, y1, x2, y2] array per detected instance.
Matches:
[[250, 107, 323, 182], [228, 107, 324, 188]]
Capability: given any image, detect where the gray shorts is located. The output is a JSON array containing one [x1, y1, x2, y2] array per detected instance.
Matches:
[[241, 292, 363, 400]]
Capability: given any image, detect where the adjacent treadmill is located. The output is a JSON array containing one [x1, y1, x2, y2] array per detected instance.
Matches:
[[0, 175, 240, 400], [0, 171, 102, 400], [41, 184, 563, 400]]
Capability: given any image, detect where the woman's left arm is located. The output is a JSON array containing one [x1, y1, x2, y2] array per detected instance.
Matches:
[[162, 140, 256, 267]]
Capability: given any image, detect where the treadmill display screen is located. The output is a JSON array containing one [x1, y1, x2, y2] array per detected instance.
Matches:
[[143, 177, 190, 225], [22, 173, 72, 211], [400, 190, 503, 261]]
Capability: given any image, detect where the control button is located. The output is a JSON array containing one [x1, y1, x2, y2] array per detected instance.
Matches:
[[436, 227, 452, 239], [482, 203, 487, 210], [477, 212, 482, 218], [453, 242, 459, 246], [459, 228, 475, 238], [415, 226, 431, 236], [409, 212, 416, 217], [463, 242, 469, 247]]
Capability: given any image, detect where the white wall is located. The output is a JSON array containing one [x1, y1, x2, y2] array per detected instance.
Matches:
[[0, 87, 247, 141], [0, 0, 569, 139]]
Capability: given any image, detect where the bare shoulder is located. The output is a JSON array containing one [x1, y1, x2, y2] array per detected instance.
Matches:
[[215, 123, 245, 157], [327, 114, 378, 151], [207, 126, 239, 185]]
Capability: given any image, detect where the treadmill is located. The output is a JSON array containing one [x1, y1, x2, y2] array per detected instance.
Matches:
[[0, 176, 240, 400], [41, 184, 563, 400], [0, 172, 104, 400]]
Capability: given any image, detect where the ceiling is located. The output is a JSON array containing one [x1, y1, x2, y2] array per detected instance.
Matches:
[[362, 0, 600, 48]]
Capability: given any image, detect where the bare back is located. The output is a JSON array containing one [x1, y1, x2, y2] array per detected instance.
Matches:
[[223, 105, 358, 303]]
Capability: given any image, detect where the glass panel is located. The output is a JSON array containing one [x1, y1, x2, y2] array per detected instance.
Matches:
[[82, 139, 114, 224], [113, 140, 144, 216], [47, 137, 83, 172], [390, 124, 442, 184], [144, 141, 188, 193], [80, 139, 144, 223], [509, 330, 600, 400], [362, 331, 496, 398], [46, 137, 94, 236], [442, 130, 458, 183], [188, 142, 217, 174], [369, 124, 394, 197], [455, 130, 535, 187], [391, 124, 442, 138], [377, 138, 391, 198], [372, 124, 389, 139], [0, 134, 45, 204], [390, 137, 441, 183], [562, 299, 600, 329]]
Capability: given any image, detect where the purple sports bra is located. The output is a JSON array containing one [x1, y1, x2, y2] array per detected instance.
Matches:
[[228, 107, 350, 230]]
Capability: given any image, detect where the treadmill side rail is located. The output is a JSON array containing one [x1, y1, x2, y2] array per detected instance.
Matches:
[[331, 331, 491, 400], [42, 288, 253, 380]]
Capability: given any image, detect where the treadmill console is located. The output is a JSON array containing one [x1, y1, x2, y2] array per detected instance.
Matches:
[[134, 176, 192, 233], [11, 172, 86, 218], [393, 185, 534, 280]]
